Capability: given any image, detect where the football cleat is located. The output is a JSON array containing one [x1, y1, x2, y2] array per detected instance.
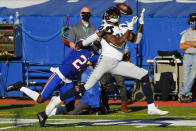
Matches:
[[6, 82, 23, 92], [37, 111, 48, 127], [148, 107, 169, 116]]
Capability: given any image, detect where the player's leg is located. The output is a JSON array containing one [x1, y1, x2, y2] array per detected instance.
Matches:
[[6, 81, 40, 102], [84, 56, 118, 90], [47, 100, 75, 117], [38, 97, 75, 127], [45, 83, 74, 117], [38, 83, 75, 127], [6, 73, 61, 104], [38, 73, 62, 103], [111, 61, 168, 115]]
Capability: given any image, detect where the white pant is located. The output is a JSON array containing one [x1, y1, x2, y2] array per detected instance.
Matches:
[[84, 55, 148, 90]]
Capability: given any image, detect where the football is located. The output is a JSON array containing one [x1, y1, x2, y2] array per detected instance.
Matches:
[[116, 3, 132, 15]]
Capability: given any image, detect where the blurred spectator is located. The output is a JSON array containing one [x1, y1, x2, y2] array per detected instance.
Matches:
[[67, 6, 96, 48], [178, 13, 196, 103], [67, 6, 96, 86]]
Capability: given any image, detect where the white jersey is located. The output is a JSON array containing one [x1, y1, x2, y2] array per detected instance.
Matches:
[[98, 23, 128, 60]]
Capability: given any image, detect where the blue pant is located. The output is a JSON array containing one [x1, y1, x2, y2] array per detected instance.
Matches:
[[180, 54, 196, 96], [41, 73, 75, 102]]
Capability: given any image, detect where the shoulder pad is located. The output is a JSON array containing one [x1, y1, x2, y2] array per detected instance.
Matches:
[[119, 24, 128, 27], [98, 25, 104, 31], [180, 28, 189, 35], [98, 23, 113, 31]]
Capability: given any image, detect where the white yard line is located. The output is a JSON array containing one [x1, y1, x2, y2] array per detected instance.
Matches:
[[0, 126, 17, 130], [0, 118, 196, 129], [161, 116, 196, 118], [0, 124, 31, 130]]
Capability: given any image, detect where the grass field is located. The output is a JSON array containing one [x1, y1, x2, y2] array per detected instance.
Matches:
[[0, 102, 196, 131]]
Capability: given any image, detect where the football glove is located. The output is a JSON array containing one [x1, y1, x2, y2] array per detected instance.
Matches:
[[139, 8, 145, 25], [126, 16, 138, 30]]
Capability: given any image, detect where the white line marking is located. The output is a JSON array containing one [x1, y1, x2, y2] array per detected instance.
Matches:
[[135, 125, 146, 128], [1, 118, 196, 127], [0, 126, 17, 130], [0, 124, 32, 130], [161, 116, 196, 118]]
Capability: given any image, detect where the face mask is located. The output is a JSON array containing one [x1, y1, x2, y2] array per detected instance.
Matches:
[[190, 21, 196, 29], [81, 12, 91, 22], [107, 15, 120, 23]]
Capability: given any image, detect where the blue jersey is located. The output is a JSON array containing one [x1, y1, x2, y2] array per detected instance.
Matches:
[[59, 49, 99, 80]]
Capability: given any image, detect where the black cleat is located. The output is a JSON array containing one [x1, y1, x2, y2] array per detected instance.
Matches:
[[6, 82, 23, 92], [37, 111, 48, 127]]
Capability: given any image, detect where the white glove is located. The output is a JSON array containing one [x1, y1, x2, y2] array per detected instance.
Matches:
[[139, 8, 145, 24], [126, 16, 138, 30]]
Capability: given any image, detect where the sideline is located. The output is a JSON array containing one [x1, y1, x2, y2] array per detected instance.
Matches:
[[1, 99, 196, 107]]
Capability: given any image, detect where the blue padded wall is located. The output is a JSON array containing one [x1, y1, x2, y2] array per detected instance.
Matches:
[[20, 16, 187, 65], [0, 61, 23, 97], [0, 16, 188, 97]]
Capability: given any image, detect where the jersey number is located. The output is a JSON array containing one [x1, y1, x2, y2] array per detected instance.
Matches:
[[72, 55, 87, 70]]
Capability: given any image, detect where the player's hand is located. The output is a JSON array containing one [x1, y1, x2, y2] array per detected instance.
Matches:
[[139, 8, 145, 25], [75, 83, 86, 95], [126, 16, 138, 30]]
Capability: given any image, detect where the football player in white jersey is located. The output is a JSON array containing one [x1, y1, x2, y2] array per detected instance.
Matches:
[[62, 7, 169, 115]]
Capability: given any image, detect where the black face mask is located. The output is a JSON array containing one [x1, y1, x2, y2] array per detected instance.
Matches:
[[81, 12, 91, 22]]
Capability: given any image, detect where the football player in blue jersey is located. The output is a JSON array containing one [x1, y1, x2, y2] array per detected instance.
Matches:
[[6, 40, 99, 127]]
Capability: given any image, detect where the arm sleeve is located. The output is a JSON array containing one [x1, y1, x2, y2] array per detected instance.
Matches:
[[82, 33, 99, 46], [135, 33, 143, 44]]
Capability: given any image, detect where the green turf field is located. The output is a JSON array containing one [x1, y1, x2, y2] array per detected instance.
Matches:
[[0, 104, 196, 130]]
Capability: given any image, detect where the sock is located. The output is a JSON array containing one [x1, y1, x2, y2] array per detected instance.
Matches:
[[148, 103, 155, 110], [20, 87, 39, 101], [48, 108, 57, 117], [45, 96, 61, 116], [121, 102, 128, 111], [141, 83, 154, 104], [48, 105, 67, 117]]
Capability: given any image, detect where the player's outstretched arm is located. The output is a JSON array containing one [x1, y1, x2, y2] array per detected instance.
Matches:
[[102, 16, 138, 48], [82, 26, 114, 46], [128, 8, 145, 43]]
